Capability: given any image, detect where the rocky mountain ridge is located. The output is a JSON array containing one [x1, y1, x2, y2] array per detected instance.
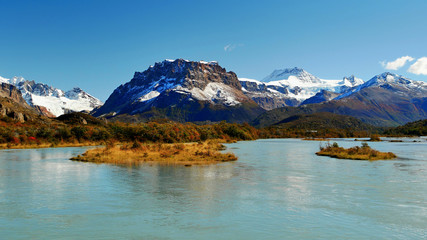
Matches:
[[93, 59, 264, 123], [0, 76, 103, 117]]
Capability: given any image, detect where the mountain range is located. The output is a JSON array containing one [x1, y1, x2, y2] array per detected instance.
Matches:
[[0, 76, 103, 117], [1, 59, 426, 127], [240, 68, 364, 110], [252, 72, 427, 127]]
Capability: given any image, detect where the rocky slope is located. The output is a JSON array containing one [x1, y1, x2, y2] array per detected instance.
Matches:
[[253, 72, 427, 127], [0, 82, 29, 106], [0, 83, 40, 122], [93, 59, 264, 123], [0, 76, 103, 117], [239, 68, 363, 110]]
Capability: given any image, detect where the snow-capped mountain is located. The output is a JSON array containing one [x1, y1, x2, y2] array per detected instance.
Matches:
[[0, 76, 103, 117], [336, 72, 426, 100], [240, 78, 299, 110], [253, 72, 427, 127], [342, 75, 364, 86], [262, 67, 322, 83], [240, 68, 364, 110], [93, 59, 264, 123]]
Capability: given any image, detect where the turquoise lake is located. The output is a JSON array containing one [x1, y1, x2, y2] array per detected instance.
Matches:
[[0, 138, 426, 239]]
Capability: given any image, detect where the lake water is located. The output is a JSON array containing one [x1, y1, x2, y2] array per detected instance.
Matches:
[[0, 139, 426, 239]]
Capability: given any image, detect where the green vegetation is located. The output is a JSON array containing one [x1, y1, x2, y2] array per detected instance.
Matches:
[[316, 142, 397, 160], [4, 109, 422, 147], [0, 113, 259, 149], [385, 119, 427, 136], [0, 111, 394, 150], [257, 112, 378, 139]]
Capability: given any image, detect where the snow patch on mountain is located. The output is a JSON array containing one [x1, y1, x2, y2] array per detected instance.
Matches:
[[176, 82, 240, 106], [239, 78, 263, 84], [139, 91, 161, 102], [130, 79, 241, 106], [0, 75, 103, 117]]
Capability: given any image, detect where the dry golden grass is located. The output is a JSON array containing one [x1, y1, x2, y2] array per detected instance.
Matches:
[[70, 140, 237, 166], [316, 142, 396, 160]]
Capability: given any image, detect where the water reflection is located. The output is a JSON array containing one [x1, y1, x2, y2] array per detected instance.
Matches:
[[0, 140, 426, 239]]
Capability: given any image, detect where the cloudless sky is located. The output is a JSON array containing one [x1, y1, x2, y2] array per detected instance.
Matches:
[[1, 0, 427, 101]]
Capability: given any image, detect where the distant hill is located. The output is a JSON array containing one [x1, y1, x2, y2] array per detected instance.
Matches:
[[56, 112, 105, 125], [273, 112, 375, 131], [385, 119, 427, 136]]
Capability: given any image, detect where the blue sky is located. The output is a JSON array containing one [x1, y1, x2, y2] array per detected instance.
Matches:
[[1, 0, 427, 101]]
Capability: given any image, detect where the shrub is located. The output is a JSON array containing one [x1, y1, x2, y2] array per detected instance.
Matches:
[[131, 141, 142, 150], [369, 134, 381, 141], [71, 126, 87, 141]]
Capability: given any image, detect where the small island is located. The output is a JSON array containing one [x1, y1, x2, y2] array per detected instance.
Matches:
[[316, 142, 397, 160], [71, 140, 237, 166]]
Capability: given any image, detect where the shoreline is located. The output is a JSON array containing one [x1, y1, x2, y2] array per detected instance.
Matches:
[[0, 142, 101, 150], [1, 135, 424, 151]]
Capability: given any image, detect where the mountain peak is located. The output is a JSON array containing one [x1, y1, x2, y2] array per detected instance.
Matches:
[[288, 67, 305, 72], [369, 72, 412, 85], [379, 72, 399, 78], [69, 87, 84, 92], [342, 75, 364, 86], [162, 58, 218, 65], [0, 76, 26, 85], [137, 59, 224, 81], [262, 67, 321, 83], [93, 59, 264, 122], [365, 72, 427, 89]]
